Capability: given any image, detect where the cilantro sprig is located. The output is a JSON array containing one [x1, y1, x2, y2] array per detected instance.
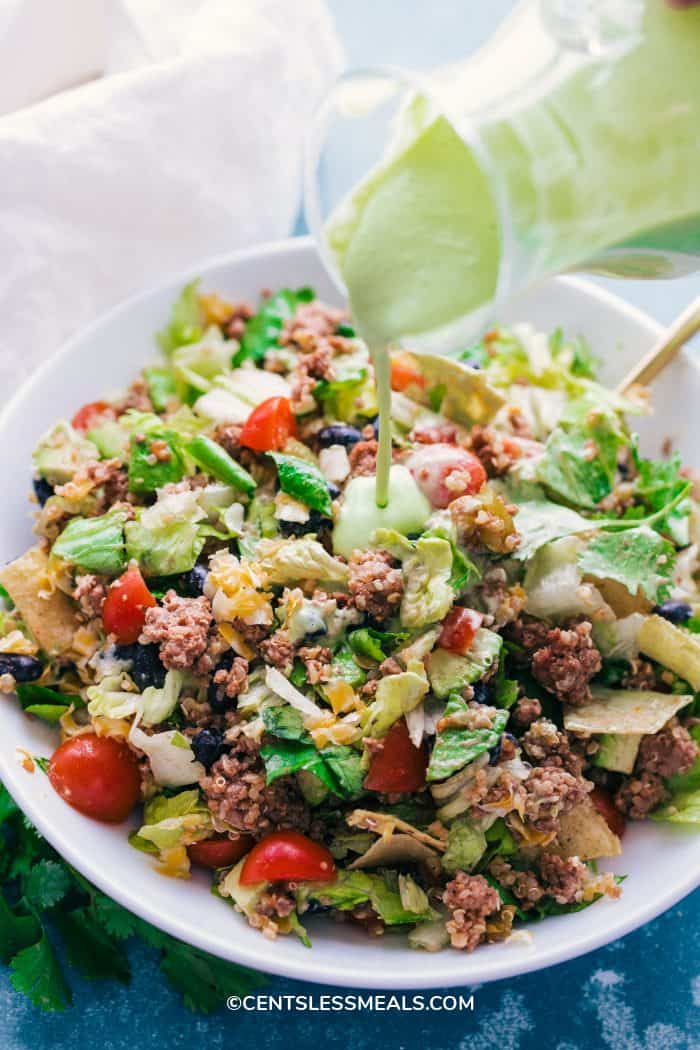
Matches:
[[0, 781, 264, 1013]]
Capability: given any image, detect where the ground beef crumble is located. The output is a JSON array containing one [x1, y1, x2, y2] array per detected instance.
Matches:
[[511, 696, 543, 730], [489, 854, 587, 909], [468, 424, 521, 477], [259, 628, 295, 674], [298, 644, 332, 684], [201, 731, 311, 838], [212, 656, 249, 699], [520, 718, 587, 777], [614, 771, 669, 820], [520, 766, 592, 836], [347, 548, 403, 622], [636, 720, 698, 778], [527, 620, 602, 706], [140, 590, 213, 670], [348, 439, 378, 478], [73, 573, 107, 620], [442, 872, 501, 951]]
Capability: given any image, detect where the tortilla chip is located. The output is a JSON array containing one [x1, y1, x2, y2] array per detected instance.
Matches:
[[546, 797, 621, 861], [348, 833, 439, 870], [400, 351, 505, 425], [564, 688, 691, 736], [0, 546, 76, 656]]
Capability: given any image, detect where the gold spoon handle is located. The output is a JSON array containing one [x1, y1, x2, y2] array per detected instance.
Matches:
[[616, 294, 700, 395]]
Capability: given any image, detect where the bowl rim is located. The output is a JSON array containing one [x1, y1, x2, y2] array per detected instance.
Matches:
[[2, 235, 699, 991]]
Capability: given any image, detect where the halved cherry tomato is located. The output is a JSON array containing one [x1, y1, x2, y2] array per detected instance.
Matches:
[[71, 400, 116, 432], [102, 566, 156, 645], [591, 786, 626, 839], [364, 718, 428, 794], [48, 734, 141, 823], [390, 352, 426, 392], [239, 831, 337, 886], [239, 396, 297, 452], [188, 835, 254, 870], [439, 607, 484, 655], [407, 444, 487, 508]]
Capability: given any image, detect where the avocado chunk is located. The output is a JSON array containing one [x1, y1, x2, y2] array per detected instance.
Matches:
[[592, 733, 641, 775], [426, 629, 502, 699]]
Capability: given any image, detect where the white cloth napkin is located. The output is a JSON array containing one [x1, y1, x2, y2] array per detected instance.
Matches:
[[0, 0, 342, 391]]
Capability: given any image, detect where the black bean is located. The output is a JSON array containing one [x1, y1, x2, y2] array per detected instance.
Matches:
[[317, 424, 363, 449], [0, 654, 43, 682], [472, 679, 494, 704], [653, 600, 692, 625], [327, 482, 341, 500], [33, 477, 54, 507], [367, 415, 380, 439], [113, 642, 166, 689], [278, 509, 328, 537], [191, 728, 225, 768], [489, 732, 516, 766], [208, 651, 236, 712], [181, 562, 208, 598]]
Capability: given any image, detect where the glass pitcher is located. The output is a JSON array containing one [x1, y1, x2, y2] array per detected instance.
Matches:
[[305, 0, 700, 350]]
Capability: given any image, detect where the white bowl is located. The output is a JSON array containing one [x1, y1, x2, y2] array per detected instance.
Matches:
[[1, 237, 698, 989]]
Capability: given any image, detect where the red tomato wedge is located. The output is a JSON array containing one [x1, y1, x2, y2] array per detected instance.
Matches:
[[390, 352, 426, 392], [407, 444, 487, 508], [239, 831, 337, 885], [48, 735, 141, 823], [71, 400, 116, 432], [439, 607, 484, 655], [364, 718, 428, 794], [102, 566, 156, 645], [239, 396, 297, 452], [591, 787, 626, 839], [188, 835, 254, 870]]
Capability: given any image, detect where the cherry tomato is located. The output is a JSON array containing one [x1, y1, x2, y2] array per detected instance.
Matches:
[[48, 734, 141, 823], [407, 443, 487, 508], [239, 396, 297, 452], [71, 400, 116, 432], [102, 566, 156, 645], [239, 831, 337, 885], [364, 718, 428, 794], [591, 786, 626, 839], [188, 835, 254, 870], [439, 607, 484, 655], [390, 352, 426, 392]]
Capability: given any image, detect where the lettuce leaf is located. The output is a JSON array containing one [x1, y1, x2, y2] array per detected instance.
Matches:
[[260, 710, 364, 801], [427, 696, 508, 782], [373, 530, 454, 629], [157, 280, 203, 355], [52, 510, 128, 576], [441, 818, 487, 874], [233, 287, 314, 365], [131, 789, 212, 853], [125, 491, 206, 576], [363, 660, 430, 738], [255, 537, 348, 585], [308, 870, 434, 925]]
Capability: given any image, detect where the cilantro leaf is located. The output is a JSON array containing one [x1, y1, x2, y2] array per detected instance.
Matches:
[[0, 893, 41, 964], [53, 909, 131, 984], [633, 447, 691, 546], [10, 929, 72, 1011], [22, 860, 73, 911], [578, 526, 676, 602], [157, 938, 265, 1014]]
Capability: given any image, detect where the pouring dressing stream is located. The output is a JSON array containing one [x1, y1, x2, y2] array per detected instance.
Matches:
[[308, 0, 700, 516]]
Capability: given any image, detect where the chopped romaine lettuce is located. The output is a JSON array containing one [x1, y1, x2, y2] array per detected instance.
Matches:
[[255, 537, 348, 585], [129, 725, 204, 787], [373, 529, 454, 629], [441, 817, 487, 874], [130, 789, 212, 853], [125, 490, 206, 576], [143, 365, 178, 412], [157, 279, 203, 355], [363, 660, 429, 738], [233, 287, 314, 365], [427, 695, 508, 782], [52, 510, 128, 576], [308, 870, 434, 926]]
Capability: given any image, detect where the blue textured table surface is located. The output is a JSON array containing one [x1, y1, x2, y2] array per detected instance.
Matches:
[[3, 2, 699, 1046]]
